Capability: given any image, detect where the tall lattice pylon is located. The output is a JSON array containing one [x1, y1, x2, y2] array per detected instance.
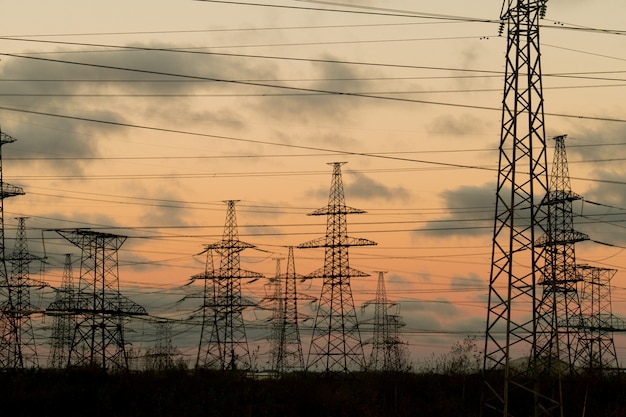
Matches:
[[362, 271, 406, 372], [196, 200, 262, 371], [482, 1, 559, 416], [47, 230, 147, 370], [299, 162, 376, 373], [1, 217, 46, 369], [266, 247, 308, 375], [577, 265, 626, 372], [145, 319, 181, 371], [535, 134, 589, 373], [48, 254, 76, 369], [265, 257, 285, 375], [0, 132, 27, 370]]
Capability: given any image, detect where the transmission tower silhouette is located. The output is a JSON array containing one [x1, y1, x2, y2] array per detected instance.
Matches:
[[577, 265, 626, 372], [144, 319, 181, 371], [265, 257, 285, 375], [0, 132, 28, 370], [195, 248, 215, 368], [362, 271, 406, 372], [47, 230, 147, 370], [482, 1, 560, 415], [48, 254, 75, 369], [535, 134, 589, 372], [299, 162, 376, 373], [195, 200, 262, 371], [265, 247, 309, 375], [0, 217, 46, 369]]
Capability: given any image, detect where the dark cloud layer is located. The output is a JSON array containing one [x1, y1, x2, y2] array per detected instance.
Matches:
[[417, 183, 494, 238]]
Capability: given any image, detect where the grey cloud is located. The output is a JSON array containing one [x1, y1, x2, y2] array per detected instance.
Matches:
[[417, 183, 494, 238], [253, 54, 371, 125], [427, 112, 486, 136], [564, 124, 626, 163], [550, 125, 626, 245], [400, 297, 459, 319], [450, 272, 484, 291], [306, 169, 411, 203], [572, 174, 626, 246], [387, 272, 414, 286], [0, 43, 280, 173], [345, 171, 411, 202]]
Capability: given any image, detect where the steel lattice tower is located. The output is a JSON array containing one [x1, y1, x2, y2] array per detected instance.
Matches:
[[363, 271, 406, 372], [266, 257, 285, 374], [0, 132, 25, 369], [48, 254, 75, 369], [482, 1, 559, 415], [196, 200, 262, 371], [1, 217, 45, 369], [577, 265, 626, 372], [145, 319, 180, 371], [266, 247, 307, 375], [195, 248, 215, 368], [299, 162, 376, 373], [535, 134, 589, 372], [47, 230, 147, 370]]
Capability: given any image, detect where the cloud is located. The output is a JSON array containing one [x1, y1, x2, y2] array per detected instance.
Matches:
[[401, 297, 459, 319], [0, 43, 282, 173], [305, 169, 412, 203], [546, 125, 626, 245], [346, 171, 411, 201], [565, 123, 626, 164], [450, 272, 484, 291], [252, 54, 372, 125], [427, 112, 486, 136], [129, 180, 191, 227], [417, 183, 494, 238]]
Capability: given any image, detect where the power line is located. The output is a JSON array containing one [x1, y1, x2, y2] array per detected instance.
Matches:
[[194, 0, 499, 22], [1, 21, 458, 39], [2, 52, 624, 123], [3, 38, 625, 88], [0, 104, 501, 170]]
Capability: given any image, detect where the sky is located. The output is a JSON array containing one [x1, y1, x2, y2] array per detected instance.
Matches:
[[0, 0, 626, 368]]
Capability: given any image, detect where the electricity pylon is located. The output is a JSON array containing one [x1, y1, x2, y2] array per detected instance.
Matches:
[[535, 134, 589, 373], [195, 248, 215, 368], [362, 271, 406, 372], [48, 254, 75, 369], [0, 132, 27, 369], [299, 162, 376, 373], [47, 230, 147, 370], [1, 217, 46, 369], [265, 257, 285, 375], [145, 319, 181, 371], [482, 1, 560, 415], [577, 265, 626, 373], [266, 247, 309, 375], [196, 200, 262, 371]]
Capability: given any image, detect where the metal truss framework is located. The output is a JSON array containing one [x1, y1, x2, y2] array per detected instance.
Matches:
[[0, 133, 27, 370], [266, 247, 309, 375], [145, 319, 180, 371], [1, 217, 46, 369], [196, 200, 262, 371], [363, 271, 406, 372], [48, 254, 75, 369], [482, 1, 561, 416], [266, 258, 284, 374], [299, 162, 376, 373], [577, 265, 626, 372], [535, 135, 589, 372], [47, 229, 147, 370]]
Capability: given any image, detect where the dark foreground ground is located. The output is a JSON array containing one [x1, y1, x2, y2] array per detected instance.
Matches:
[[3, 369, 626, 417]]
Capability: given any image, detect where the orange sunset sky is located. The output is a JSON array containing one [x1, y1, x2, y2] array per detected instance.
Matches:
[[0, 0, 625, 366]]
